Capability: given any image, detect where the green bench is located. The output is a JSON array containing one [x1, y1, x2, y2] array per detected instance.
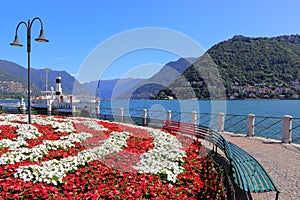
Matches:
[[163, 120, 280, 200]]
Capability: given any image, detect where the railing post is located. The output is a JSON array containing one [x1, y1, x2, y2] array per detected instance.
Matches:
[[166, 110, 172, 121], [119, 107, 124, 122], [142, 109, 147, 126], [20, 98, 26, 114], [282, 115, 292, 143], [247, 114, 255, 137], [218, 112, 225, 133], [72, 106, 76, 117], [191, 111, 197, 125], [47, 104, 52, 116], [95, 106, 100, 119]]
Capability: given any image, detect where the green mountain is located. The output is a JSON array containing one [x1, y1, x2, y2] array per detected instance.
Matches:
[[0, 61, 40, 98], [157, 34, 300, 99], [0, 60, 91, 99], [209, 35, 300, 85]]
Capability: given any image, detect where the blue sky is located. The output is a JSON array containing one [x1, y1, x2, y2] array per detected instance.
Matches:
[[0, 0, 299, 82]]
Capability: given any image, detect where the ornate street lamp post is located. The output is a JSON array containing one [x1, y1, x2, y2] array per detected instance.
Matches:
[[10, 17, 49, 124]]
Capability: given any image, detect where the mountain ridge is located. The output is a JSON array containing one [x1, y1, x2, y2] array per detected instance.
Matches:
[[160, 34, 300, 99], [115, 57, 198, 99], [1, 34, 300, 100], [0, 60, 90, 98]]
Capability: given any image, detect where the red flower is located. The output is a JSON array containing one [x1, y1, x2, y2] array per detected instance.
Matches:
[[0, 125, 18, 140], [0, 115, 225, 199]]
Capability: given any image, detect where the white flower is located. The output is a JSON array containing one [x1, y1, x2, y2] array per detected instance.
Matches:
[[14, 131, 131, 184], [82, 120, 108, 131], [1, 115, 188, 185], [0, 132, 93, 165], [133, 127, 186, 183]]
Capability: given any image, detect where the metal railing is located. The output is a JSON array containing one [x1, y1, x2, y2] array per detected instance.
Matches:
[[292, 118, 300, 143], [254, 116, 282, 141], [98, 107, 300, 144], [223, 114, 248, 134], [13, 104, 298, 144]]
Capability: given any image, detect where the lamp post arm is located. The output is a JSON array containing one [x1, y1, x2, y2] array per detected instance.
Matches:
[[30, 17, 45, 30], [14, 21, 27, 36]]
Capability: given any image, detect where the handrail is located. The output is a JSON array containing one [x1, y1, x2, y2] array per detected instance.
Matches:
[[98, 107, 300, 144]]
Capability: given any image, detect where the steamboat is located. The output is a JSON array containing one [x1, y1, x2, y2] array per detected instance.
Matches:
[[31, 76, 81, 115]]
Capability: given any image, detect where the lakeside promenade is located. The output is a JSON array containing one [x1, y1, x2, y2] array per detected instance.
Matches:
[[221, 132, 300, 200]]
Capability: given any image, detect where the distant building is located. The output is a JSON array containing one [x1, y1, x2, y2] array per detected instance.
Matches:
[[292, 81, 300, 89], [254, 83, 267, 87], [249, 93, 256, 98], [292, 81, 299, 87]]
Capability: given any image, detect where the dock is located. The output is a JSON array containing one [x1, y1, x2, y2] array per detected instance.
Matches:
[[0, 102, 21, 113]]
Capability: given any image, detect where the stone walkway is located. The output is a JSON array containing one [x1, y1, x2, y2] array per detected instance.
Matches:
[[220, 132, 300, 200]]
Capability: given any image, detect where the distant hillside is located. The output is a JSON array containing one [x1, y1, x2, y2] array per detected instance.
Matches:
[[0, 60, 40, 98], [82, 78, 143, 99], [0, 60, 91, 98], [209, 34, 300, 86], [156, 34, 300, 99], [115, 57, 198, 99]]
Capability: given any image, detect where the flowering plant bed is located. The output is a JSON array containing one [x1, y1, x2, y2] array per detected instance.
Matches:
[[0, 114, 225, 199]]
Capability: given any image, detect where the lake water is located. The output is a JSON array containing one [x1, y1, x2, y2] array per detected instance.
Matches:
[[3, 99, 299, 118], [100, 99, 300, 143], [100, 99, 300, 118]]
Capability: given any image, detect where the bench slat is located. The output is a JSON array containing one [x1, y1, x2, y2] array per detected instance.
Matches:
[[229, 145, 261, 192], [231, 161, 251, 192], [230, 143, 267, 192], [229, 142, 276, 192], [247, 160, 273, 192], [163, 120, 205, 139], [245, 153, 276, 192]]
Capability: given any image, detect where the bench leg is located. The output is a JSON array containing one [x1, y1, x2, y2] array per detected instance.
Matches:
[[212, 144, 218, 155], [275, 191, 280, 200]]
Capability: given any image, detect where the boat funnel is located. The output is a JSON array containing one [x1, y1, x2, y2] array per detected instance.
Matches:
[[55, 77, 62, 95]]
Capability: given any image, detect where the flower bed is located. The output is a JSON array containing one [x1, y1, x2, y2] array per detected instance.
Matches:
[[0, 114, 225, 199]]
